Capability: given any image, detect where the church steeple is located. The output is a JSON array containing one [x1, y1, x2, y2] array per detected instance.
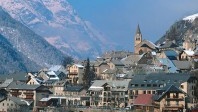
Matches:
[[134, 24, 143, 54], [134, 24, 142, 47], [136, 24, 141, 34]]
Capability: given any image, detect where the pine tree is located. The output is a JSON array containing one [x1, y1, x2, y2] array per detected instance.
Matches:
[[83, 58, 91, 88]]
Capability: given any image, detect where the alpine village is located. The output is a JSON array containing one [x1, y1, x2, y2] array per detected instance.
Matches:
[[0, 23, 198, 112]]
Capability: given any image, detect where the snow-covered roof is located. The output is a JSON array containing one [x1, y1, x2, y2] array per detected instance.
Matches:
[[40, 97, 51, 102], [46, 71, 59, 80], [183, 13, 198, 22], [74, 64, 84, 68], [147, 40, 158, 48], [184, 50, 194, 56], [116, 74, 126, 78]]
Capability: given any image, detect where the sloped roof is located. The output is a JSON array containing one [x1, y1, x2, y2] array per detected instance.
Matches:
[[158, 58, 178, 73], [156, 85, 186, 101], [64, 85, 84, 92], [163, 50, 178, 57], [121, 54, 142, 65], [136, 40, 157, 50], [134, 94, 153, 106], [54, 80, 67, 87], [129, 73, 191, 90], [74, 64, 84, 68], [102, 51, 133, 59], [89, 80, 130, 91], [159, 41, 178, 49], [8, 81, 40, 90], [8, 96, 31, 105], [94, 61, 108, 67], [172, 60, 191, 70], [0, 78, 13, 88], [110, 60, 124, 66], [102, 68, 123, 74]]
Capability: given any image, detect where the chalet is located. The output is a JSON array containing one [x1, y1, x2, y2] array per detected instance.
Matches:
[[68, 64, 84, 84], [94, 61, 110, 79], [0, 79, 52, 107], [154, 85, 186, 112], [108, 60, 125, 70], [88, 80, 130, 107], [0, 96, 32, 112], [128, 73, 197, 108], [180, 50, 194, 61]]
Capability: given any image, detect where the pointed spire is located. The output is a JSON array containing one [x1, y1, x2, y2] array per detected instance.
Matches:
[[136, 24, 141, 34]]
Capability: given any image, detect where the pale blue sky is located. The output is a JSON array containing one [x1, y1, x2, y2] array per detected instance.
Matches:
[[68, 0, 198, 50]]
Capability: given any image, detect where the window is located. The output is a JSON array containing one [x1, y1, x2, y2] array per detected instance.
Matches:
[[147, 91, 151, 94], [143, 91, 146, 94], [181, 85, 184, 89], [141, 84, 145, 87], [152, 91, 156, 94], [147, 84, 151, 87], [176, 101, 179, 105], [159, 84, 163, 88], [2, 103, 4, 106], [135, 90, 138, 95], [153, 84, 157, 87], [7, 103, 9, 106], [167, 101, 170, 106]]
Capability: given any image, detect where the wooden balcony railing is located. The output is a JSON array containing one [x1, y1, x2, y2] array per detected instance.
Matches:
[[164, 104, 184, 108], [165, 96, 184, 100]]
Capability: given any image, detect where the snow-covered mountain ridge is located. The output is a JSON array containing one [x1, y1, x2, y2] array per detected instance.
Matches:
[[156, 13, 198, 46], [183, 13, 198, 22], [0, 0, 114, 59]]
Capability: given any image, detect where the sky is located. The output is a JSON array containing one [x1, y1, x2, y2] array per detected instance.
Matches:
[[68, 0, 198, 51]]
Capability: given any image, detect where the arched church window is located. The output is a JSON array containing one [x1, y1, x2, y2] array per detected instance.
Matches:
[[139, 49, 143, 55]]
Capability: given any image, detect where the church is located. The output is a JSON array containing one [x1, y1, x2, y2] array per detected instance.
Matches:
[[134, 25, 158, 54]]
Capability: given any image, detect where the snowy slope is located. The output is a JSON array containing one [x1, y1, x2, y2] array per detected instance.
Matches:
[[0, 0, 113, 59], [183, 13, 198, 22]]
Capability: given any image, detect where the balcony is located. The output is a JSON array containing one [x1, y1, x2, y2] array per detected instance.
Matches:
[[25, 97, 33, 100], [24, 91, 34, 95], [69, 72, 78, 75], [164, 104, 184, 108], [10, 91, 22, 96], [165, 96, 184, 100]]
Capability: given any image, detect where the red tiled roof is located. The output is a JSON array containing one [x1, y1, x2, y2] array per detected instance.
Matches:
[[134, 94, 153, 106]]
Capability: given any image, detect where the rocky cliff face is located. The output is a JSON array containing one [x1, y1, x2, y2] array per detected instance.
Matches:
[[156, 13, 198, 47], [0, 7, 68, 74], [0, 0, 114, 59]]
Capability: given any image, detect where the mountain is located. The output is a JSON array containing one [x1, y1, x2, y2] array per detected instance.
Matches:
[[156, 13, 198, 46], [0, 0, 114, 59], [0, 34, 40, 74], [0, 7, 68, 74]]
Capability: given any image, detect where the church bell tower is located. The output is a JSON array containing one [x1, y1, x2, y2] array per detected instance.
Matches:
[[134, 24, 142, 53]]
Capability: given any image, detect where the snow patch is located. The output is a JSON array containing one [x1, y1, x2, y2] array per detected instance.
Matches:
[[183, 13, 198, 22]]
